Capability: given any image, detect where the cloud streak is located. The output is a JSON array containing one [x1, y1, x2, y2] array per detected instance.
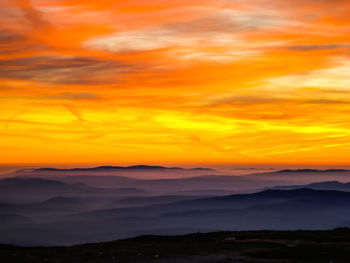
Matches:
[[0, 56, 137, 84], [17, 0, 52, 28]]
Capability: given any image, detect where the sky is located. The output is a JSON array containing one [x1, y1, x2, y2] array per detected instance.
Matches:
[[1, 0, 350, 165]]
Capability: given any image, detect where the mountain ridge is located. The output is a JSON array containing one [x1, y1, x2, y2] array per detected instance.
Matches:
[[23, 165, 214, 172]]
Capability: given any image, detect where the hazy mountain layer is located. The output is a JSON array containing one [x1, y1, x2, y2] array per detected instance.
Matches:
[[1, 188, 350, 245]]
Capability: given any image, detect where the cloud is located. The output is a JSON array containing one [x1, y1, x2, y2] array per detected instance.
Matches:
[[83, 8, 286, 53], [63, 104, 85, 123], [267, 60, 350, 90], [305, 99, 349, 104], [17, 0, 52, 28], [196, 94, 350, 109], [0, 43, 49, 55], [84, 29, 182, 53], [285, 44, 350, 51], [314, 88, 350, 94], [200, 94, 288, 106], [0, 55, 136, 84], [166, 9, 285, 33], [0, 30, 24, 44], [0, 29, 50, 55], [48, 92, 101, 100]]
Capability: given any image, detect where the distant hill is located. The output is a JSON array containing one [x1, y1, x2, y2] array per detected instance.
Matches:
[[170, 189, 238, 196], [34, 165, 213, 172], [0, 195, 211, 216], [0, 177, 149, 203], [12, 165, 215, 180], [271, 181, 350, 191], [49, 174, 286, 194], [247, 169, 350, 183], [79, 188, 350, 221], [275, 169, 350, 173]]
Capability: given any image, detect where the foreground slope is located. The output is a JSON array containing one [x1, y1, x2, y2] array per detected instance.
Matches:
[[1, 229, 350, 263]]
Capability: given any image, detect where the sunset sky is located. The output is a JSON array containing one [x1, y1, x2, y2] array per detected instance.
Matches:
[[1, 0, 350, 165]]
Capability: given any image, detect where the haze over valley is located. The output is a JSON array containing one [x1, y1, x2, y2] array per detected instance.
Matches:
[[1, 165, 350, 247]]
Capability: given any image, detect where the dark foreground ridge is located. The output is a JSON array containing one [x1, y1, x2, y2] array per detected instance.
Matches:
[[2, 228, 350, 263]]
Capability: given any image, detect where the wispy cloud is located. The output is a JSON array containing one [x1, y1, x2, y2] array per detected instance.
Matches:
[[83, 8, 286, 54], [0, 56, 137, 84], [16, 0, 52, 28]]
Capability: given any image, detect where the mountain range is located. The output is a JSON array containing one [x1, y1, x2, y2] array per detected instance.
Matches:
[[2, 188, 350, 245], [2, 166, 350, 246], [12, 165, 216, 179]]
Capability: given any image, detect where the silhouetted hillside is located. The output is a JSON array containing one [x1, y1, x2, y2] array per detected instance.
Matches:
[[2, 229, 350, 263]]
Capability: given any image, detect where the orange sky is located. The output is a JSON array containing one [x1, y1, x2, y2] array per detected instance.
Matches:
[[1, 0, 350, 165]]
